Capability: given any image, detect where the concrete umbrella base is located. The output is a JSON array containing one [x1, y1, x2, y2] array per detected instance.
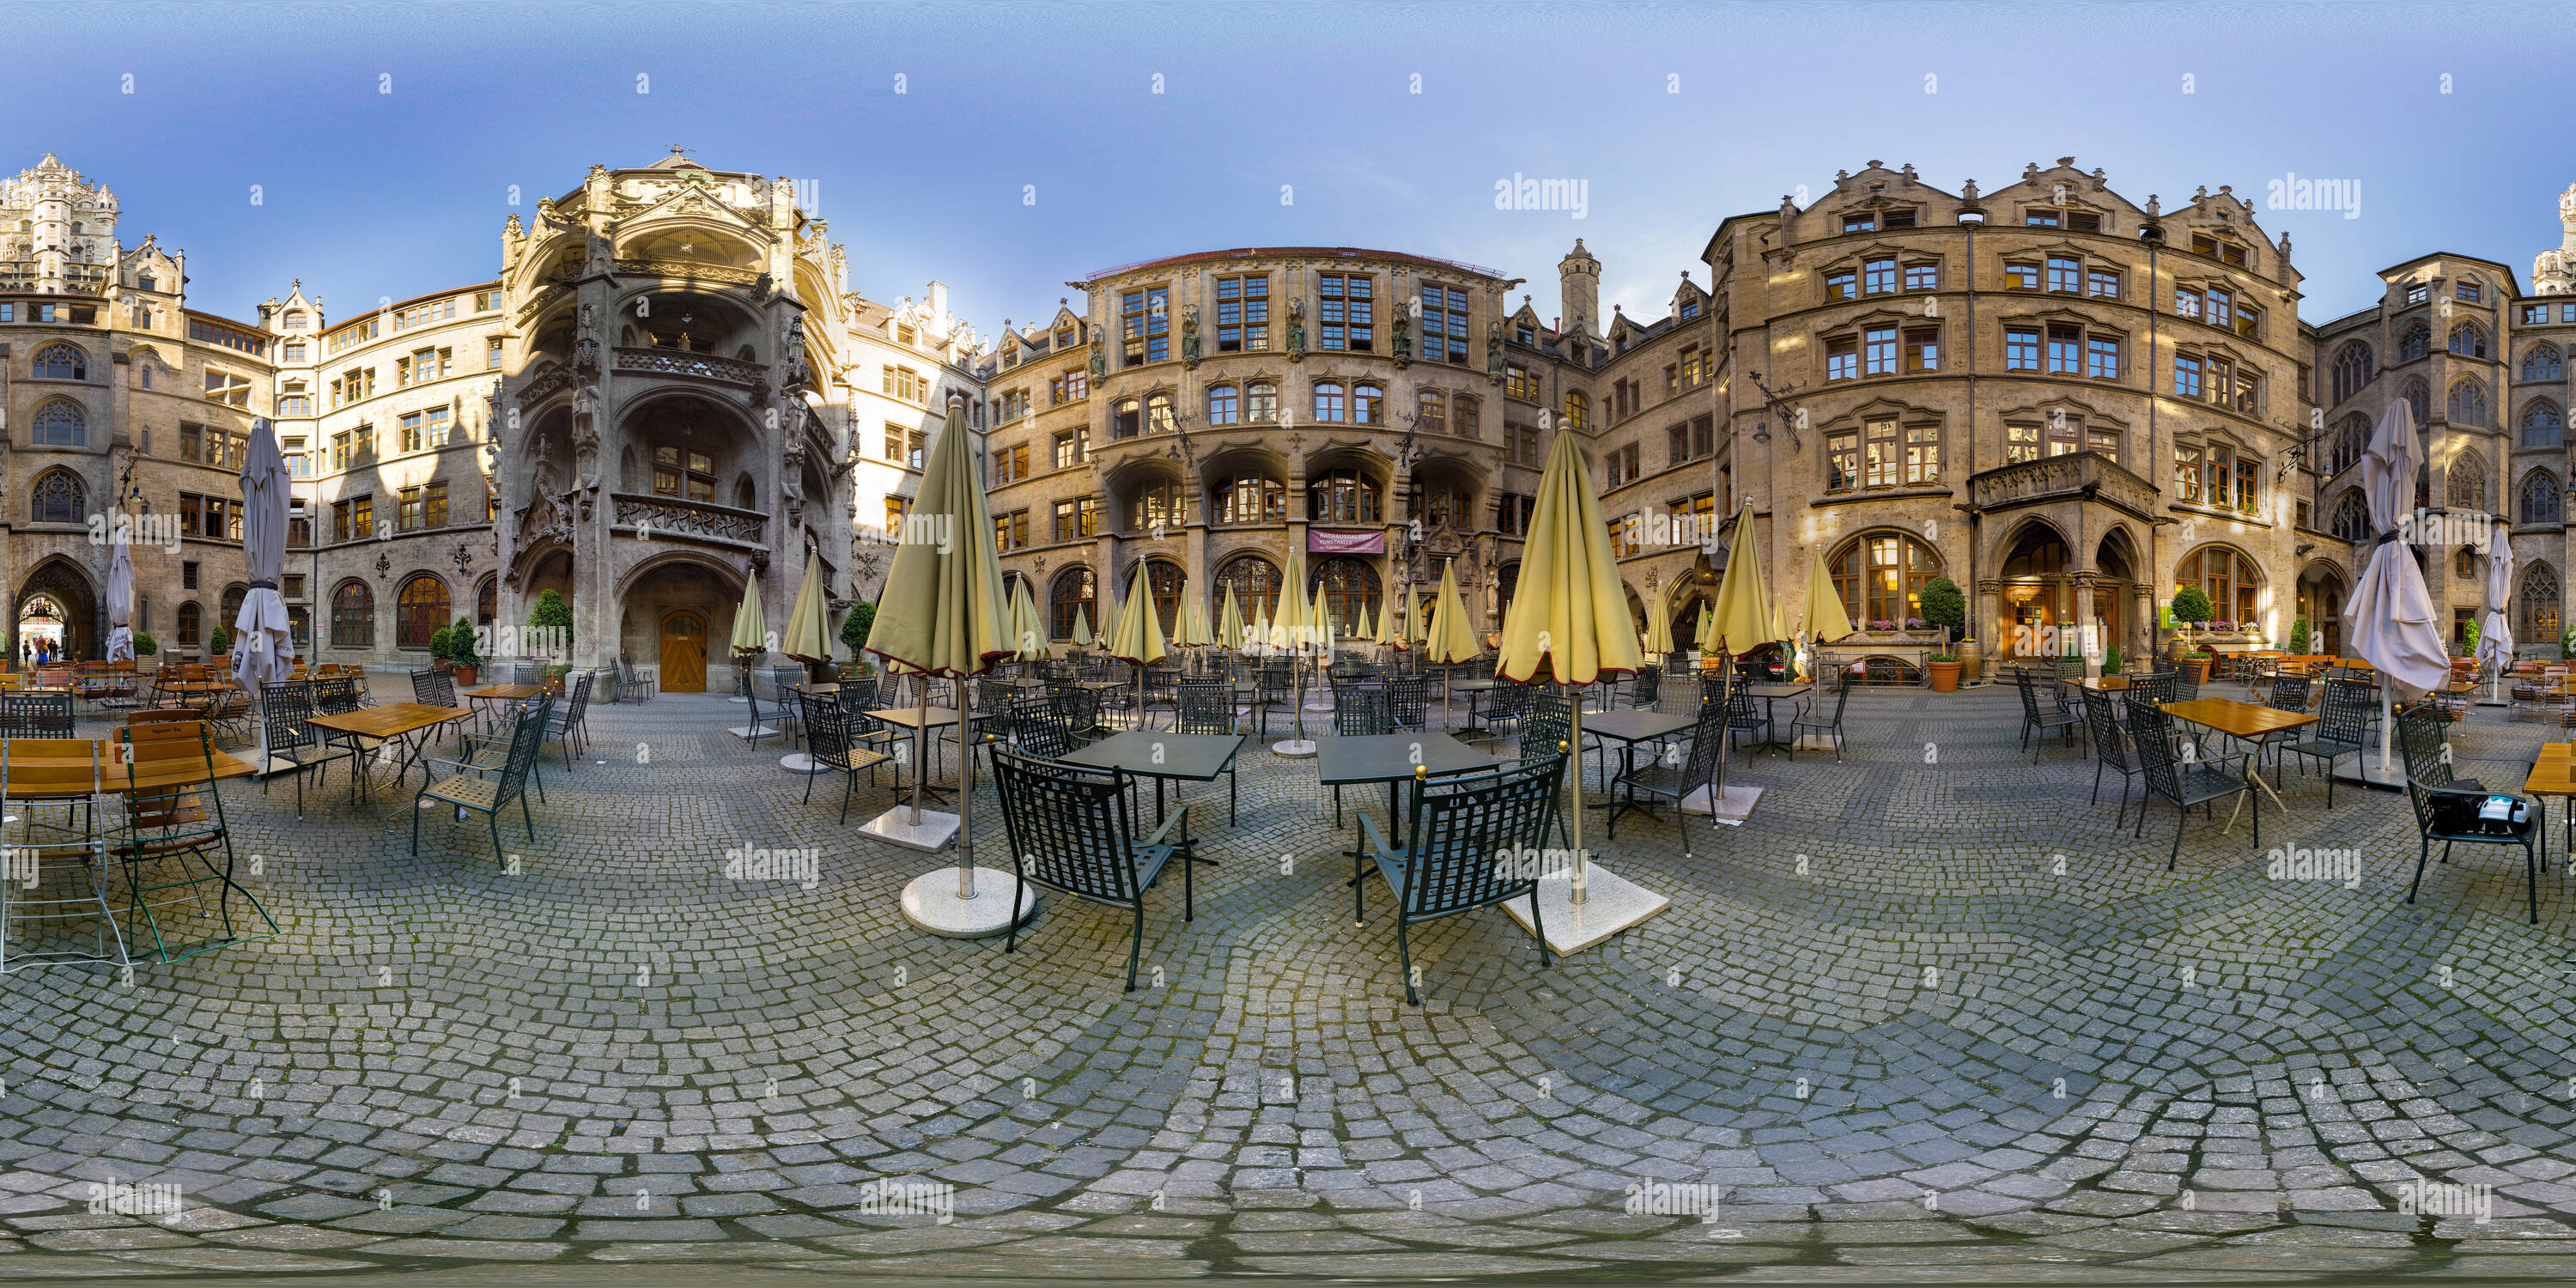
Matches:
[[859, 806, 960, 852], [1679, 782, 1765, 823], [901, 868, 1035, 938], [779, 753, 827, 773], [1504, 864, 1672, 956], [1273, 739, 1317, 758]]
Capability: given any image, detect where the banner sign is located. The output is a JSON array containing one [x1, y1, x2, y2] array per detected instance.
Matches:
[[1308, 529, 1384, 556]]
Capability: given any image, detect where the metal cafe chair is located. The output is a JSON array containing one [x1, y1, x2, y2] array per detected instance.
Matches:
[[258, 682, 344, 819], [1607, 699, 1727, 858], [1787, 668, 1852, 762], [799, 697, 895, 825], [2123, 697, 2258, 872], [2014, 669, 2083, 763], [414, 698, 551, 860], [109, 720, 276, 964], [2280, 678, 2374, 808], [2079, 688, 2148, 831], [1174, 679, 1241, 826], [0, 737, 125, 974], [992, 745, 1196, 993], [2394, 699, 2540, 924], [1352, 756, 1562, 1005], [1328, 686, 1394, 827]]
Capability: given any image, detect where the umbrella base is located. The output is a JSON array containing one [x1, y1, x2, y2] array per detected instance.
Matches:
[[1272, 738, 1317, 758], [858, 806, 960, 852], [779, 753, 828, 774], [2332, 756, 2406, 792], [2474, 698, 2510, 708], [726, 725, 783, 741], [1680, 783, 1765, 823], [900, 867, 1036, 938], [1504, 863, 1671, 955]]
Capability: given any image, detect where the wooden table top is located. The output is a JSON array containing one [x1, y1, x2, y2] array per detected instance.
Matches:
[[2524, 757, 2576, 796], [2063, 676, 2130, 691], [465, 684, 546, 701], [306, 702, 472, 739], [0, 742, 258, 795], [2160, 697, 2319, 738], [163, 680, 234, 694]]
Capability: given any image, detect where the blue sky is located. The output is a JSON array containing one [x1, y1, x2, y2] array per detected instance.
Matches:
[[17, 1, 2576, 337]]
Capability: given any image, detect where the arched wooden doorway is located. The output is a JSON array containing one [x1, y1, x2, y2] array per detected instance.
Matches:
[[659, 611, 708, 692], [1996, 522, 2070, 659]]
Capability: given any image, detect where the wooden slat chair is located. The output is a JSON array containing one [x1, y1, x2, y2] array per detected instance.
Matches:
[[109, 720, 275, 963], [1353, 756, 1562, 1005], [992, 746, 1196, 992], [0, 738, 122, 973], [414, 697, 550, 859]]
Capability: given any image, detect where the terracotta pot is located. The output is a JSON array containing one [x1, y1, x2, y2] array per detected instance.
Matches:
[[1929, 659, 1962, 693], [2183, 656, 2213, 684], [452, 664, 479, 687]]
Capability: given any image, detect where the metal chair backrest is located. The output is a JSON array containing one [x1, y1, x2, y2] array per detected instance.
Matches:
[[260, 682, 320, 753], [1522, 687, 1573, 762], [1334, 685, 1393, 736], [1387, 674, 1428, 729], [2124, 671, 2176, 706], [2317, 679, 2373, 745], [1485, 680, 1533, 721], [1048, 687, 1099, 741], [1392, 756, 1563, 920], [117, 720, 223, 844], [556, 671, 593, 726], [2395, 700, 2458, 789], [2123, 697, 2187, 805], [1722, 682, 1766, 733], [2268, 675, 2311, 713], [1143, 666, 1180, 706], [2081, 688, 2129, 774], [0, 691, 73, 738], [314, 675, 361, 716], [1, 736, 102, 804], [1630, 665, 1662, 707], [803, 696, 867, 772], [1011, 693, 1078, 758], [411, 667, 456, 708], [991, 746, 1151, 904], [492, 697, 553, 808], [2014, 669, 2049, 725], [1256, 664, 1291, 703], [1176, 681, 1234, 736]]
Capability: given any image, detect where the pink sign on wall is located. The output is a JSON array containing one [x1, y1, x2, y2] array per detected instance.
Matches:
[[1308, 529, 1385, 556]]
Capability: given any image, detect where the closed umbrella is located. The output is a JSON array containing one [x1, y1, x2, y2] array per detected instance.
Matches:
[[1696, 601, 1716, 658], [1072, 604, 1093, 650], [2345, 400, 2447, 778], [1181, 584, 1213, 648], [105, 530, 134, 664], [1274, 545, 1316, 750], [1008, 578, 1048, 662], [1643, 579, 1674, 659], [1397, 585, 1418, 649], [722, 573, 771, 727], [1495, 425, 1661, 952], [1801, 544, 1855, 689], [1218, 586, 1245, 651], [868, 404, 1019, 936], [1424, 559, 1481, 731], [1249, 600, 1273, 655], [2479, 516, 2514, 702], [1109, 562, 1168, 726], [233, 417, 295, 770], [781, 548, 833, 667], [1708, 502, 1781, 655]]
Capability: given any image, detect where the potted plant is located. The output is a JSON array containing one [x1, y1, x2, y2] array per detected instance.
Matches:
[[529, 591, 574, 691], [1926, 650, 1963, 692], [2102, 641, 2123, 677], [2170, 586, 2216, 682], [427, 623, 455, 673], [2287, 616, 2311, 655], [447, 615, 482, 686], [134, 630, 157, 658], [1917, 576, 1967, 687], [207, 624, 229, 660], [840, 600, 877, 659]]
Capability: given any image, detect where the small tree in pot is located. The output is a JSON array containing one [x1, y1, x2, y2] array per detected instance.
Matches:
[[2170, 586, 2216, 677], [1920, 576, 1967, 691], [447, 615, 482, 685]]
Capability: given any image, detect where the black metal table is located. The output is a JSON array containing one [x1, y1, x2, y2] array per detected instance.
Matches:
[[1446, 678, 1498, 736], [1315, 732, 1498, 849], [1743, 682, 1811, 755], [1579, 708, 1699, 828], [1058, 730, 1245, 851]]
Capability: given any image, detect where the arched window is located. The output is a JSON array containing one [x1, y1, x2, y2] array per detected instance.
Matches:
[[1213, 470, 1285, 525], [1111, 398, 1141, 439], [220, 585, 246, 636], [2524, 563, 2562, 645], [396, 574, 449, 648], [2177, 546, 2263, 626], [1312, 381, 1346, 422], [1145, 392, 1176, 435], [30, 400, 83, 446], [2330, 489, 2372, 542], [1247, 381, 1278, 422], [176, 602, 201, 648], [2524, 343, 2564, 382], [2330, 413, 2368, 475], [2448, 379, 2489, 427], [1308, 467, 1382, 525], [31, 343, 84, 380], [1828, 531, 1944, 626], [2331, 342, 2375, 404], [1213, 553, 1281, 620], [1562, 389, 1588, 432], [476, 576, 497, 627], [2403, 377, 2430, 426], [1048, 566, 1095, 640], [27, 468, 82, 524], [1352, 383, 1383, 425], [2446, 449, 2488, 511], [2448, 322, 2488, 359], [1206, 384, 1239, 425], [2522, 471, 2561, 527], [2399, 323, 2430, 362], [1315, 556, 1382, 636], [1417, 389, 1446, 434], [136, 272, 155, 293], [331, 580, 374, 648], [2524, 400, 2564, 448], [1143, 560, 1184, 637]]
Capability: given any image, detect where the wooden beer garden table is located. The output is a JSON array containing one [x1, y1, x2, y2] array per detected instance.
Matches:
[[2063, 675, 2130, 692], [304, 702, 473, 823], [463, 683, 546, 733], [2159, 697, 2319, 830], [2522, 744, 2576, 860]]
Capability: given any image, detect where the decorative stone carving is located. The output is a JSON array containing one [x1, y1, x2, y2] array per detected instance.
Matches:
[[1392, 313, 1411, 363], [574, 337, 599, 373], [1091, 343, 1106, 382], [781, 315, 812, 390], [612, 494, 766, 546], [1182, 305, 1200, 367], [1486, 323, 1504, 382], [1286, 298, 1305, 358]]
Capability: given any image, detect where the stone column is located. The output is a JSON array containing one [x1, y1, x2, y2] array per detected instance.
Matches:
[[1975, 579, 2002, 660], [2072, 571, 2099, 675]]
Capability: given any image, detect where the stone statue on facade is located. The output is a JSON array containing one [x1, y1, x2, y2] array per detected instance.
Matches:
[[1182, 305, 1200, 366], [1287, 297, 1306, 356], [1486, 322, 1504, 380], [781, 315, 812, 390], [1392, 313, 1411, 361], [1090, 342, 1106, 382]]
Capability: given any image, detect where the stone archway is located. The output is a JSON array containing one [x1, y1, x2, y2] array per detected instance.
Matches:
[[16, 556, 97, 661]]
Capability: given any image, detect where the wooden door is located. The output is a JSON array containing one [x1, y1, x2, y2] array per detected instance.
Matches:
[[659, 611, 707, 693]]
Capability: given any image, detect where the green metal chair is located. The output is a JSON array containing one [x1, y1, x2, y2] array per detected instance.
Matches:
[[413, 697, 550, 859]]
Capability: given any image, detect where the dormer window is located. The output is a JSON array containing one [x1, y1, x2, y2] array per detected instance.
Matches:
[[1842, 213, 1875, 234], [136, 272, 155, 292], [1679, 298, 1701, 320], [2025, 210, 2060, 228], [1514, 322, 1534, 346], [2407, 282, 2430, 306], [1882, 209, 1917, 229], [2067, 213, 2100, 232]]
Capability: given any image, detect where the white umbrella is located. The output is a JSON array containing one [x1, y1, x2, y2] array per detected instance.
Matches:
[[2479, 516, 2514, 703], [105, 532, 134, 664], [2343, 401, 2448, 775], [233, 417, 297, 773]]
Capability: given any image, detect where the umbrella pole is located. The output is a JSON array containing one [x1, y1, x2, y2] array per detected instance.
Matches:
[[958, 675, 976, 900], [909, 671, 927, 827], [1568, 699, 1589, 905]]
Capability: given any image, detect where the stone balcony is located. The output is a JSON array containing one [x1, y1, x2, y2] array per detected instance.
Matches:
[[609, 493, 766, 551], [613, 347, 767, 389], [1967, 450, 2160, 521]]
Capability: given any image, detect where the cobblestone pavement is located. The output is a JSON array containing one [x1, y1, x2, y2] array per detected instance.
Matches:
[[3, 676, 2575, 1283]]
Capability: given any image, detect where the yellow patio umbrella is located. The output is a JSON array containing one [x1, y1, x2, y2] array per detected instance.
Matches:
[[726, 572, 768, 709], [1396, 584, 1418, 649], [1071, 602, 1094, 649], [1248, 600, 1272, 655], [1179, 584, 1213, 648], [1708, 502, 1780, 655], [1313, 584, 1332, 652], [1642, 579, 1674, 658], [1218, 585, 1245, 650], [781, 547, 834, 668], [1275, 546, 1316, 744], [1424, 559, 1482, 731], [1372, 595, 1393, 647], [1800, 545, 1854, 683], [1494, 422, 1652, 943], [866, 402, 1018, 934], [1696, 601, 1716, 660], [1009, 577, 1048, 661], [1108, 562, 1168, 727]]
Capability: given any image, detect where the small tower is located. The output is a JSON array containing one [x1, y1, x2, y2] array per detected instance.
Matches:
[[2535, 181, 2576, 295], [1558, 239, 1601, 339]]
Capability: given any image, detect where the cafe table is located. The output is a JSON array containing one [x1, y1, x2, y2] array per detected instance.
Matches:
[[1742, 682, 1812, 754], [2063, 675, 2131, 693], [304, 702, 474, 823], [1446, 677, 1499, 736], [1315, 732, 1498, 849], [462, 683, 545, 735], [1059, 729, 1245, 835], [2159, 697, 2318, 829], [867, 706, 961, 808], [1581, 708, 1700, 827]]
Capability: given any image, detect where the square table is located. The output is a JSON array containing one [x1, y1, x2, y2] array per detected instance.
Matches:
[[463, 683, 545, 735], [1580, 708, 1699, 828], [1742, 682, 1811, 754], [1059, 729, 1245, 838], [1316, 732, 1498, 849], [2159, 697, 2318, 828], [2063, 675, 2131, 693], [867, 707, 961, 807], [1445, 677, 1499, 735], [305, 702, 474, 823], [2523, 750, 2576, 861]]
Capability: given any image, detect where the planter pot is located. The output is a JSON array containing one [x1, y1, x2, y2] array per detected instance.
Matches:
[[2183, 656, 2213, 684], [1928, 660, 1962, 693], [452, 664, 480, 687], [1957, 639, 1984, 683]]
